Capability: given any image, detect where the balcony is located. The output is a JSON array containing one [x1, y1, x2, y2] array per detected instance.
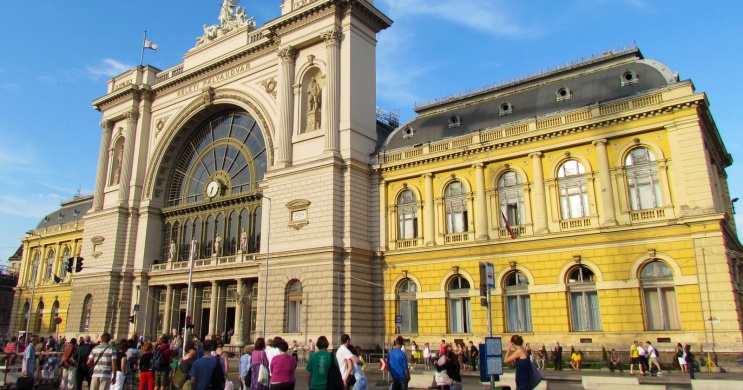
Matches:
[[629, 208, 666, 222], [498, 225, 526, 239], [395, 238, 420, 250], [150, 253, 259, 272], [560, 217, 592, 231], [444, 232, 470, 244]]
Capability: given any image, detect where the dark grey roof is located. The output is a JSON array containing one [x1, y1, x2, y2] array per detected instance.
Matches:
[[382, 48, 678, 151], [35, 194, 93, 229]]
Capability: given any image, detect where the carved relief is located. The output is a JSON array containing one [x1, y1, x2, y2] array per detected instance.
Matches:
[[195, 0, 257, 48], [260, 78, 277, 99], [321, 28, 342, 46], [303, 70, 323, 132], [277, 46, 298, 62], [201, 86, 215, 106]]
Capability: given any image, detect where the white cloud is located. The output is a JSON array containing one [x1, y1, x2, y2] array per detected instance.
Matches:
[[0, 194, 60, 219], [85, 59, 134, 78], [1, 83, 20, 91]]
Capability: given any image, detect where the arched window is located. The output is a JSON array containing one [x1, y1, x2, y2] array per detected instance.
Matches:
[[180, 219, 192, 260], [558, 160, 588, 219], [81, 294, 93, 332], [625, 147, 663, 210], [397, 279, 418, 333], [203, 215, 214, 257], [50, 300, 60, 332], [34, 301, 44, 333], [504, 271, 532, 332], [640, 261, 680, 330], [21, 301, 29, 330], [285, 280, 302, 333], [252, 206, 262, 253], [227, 211, 239, 255], [447, 275, 471, 333], [45, 249, 55, 280], [567, 265, 601, 331], [60, 247, 70, 278], [397, 190, 418, 240], [31, 251, 40, 284], [445, 181, 468, 234], [498, 171, 524, 227]]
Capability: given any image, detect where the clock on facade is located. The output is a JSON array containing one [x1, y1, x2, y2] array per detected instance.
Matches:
[[206, 180, 220, 198]]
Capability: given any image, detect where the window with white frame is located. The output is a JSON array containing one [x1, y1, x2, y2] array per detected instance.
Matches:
[[448, 275, 471, 333], [397, 279, 418, 333], [286, 280, 302, 333], [625, 147, 663, 210], [504, 271, 532, 332], [567, 265, 601, 331], [445, 181, 468, 234], [397, 190, 418, 240], [45, 250, 55, 280], [498, 171, 524, 226], [558, 160, 589, 219], [640, 261, 680, 330]]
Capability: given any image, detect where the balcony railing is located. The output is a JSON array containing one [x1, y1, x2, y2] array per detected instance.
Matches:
[[151, 253, 259, 272], [444, 232, 470, 244], [630, 208, 666, 222], [560, 217, 592, 231]]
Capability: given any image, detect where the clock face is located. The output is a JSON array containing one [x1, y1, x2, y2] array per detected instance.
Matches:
[[206, 180, 220, 198]]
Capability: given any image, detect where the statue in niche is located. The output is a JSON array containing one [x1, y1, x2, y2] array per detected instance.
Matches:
[[112, 146, 123, 185], [306, 77, 322, 131], [240, 229, 247, 252], [214, 235, 222, 256], [169, 240, 176, 261]]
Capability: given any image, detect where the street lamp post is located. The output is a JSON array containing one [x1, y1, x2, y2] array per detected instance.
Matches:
[[183, 239, 196, 357], [257, 194, 271, 338], [24, 231, 42, 342]]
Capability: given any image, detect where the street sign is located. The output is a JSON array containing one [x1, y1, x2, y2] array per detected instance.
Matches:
[[479, 336, 503, 383], [395, 315, 402, 325], [54, 317, 63, 325], [379, 358, 387, 371], [133, 304, 140, 312], [486, 262, 495, 288]]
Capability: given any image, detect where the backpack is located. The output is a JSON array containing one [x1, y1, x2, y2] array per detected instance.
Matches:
[[126, 355, 139, 375], [152, 346, 168, 371], [211, 357, 225, 390]]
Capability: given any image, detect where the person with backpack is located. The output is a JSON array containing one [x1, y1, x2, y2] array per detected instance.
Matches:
[[153, 335, 173, 390], [138, 342, 155, 390], [646, 341, 662, 375], [59, 338, 78, 390], [173, 342, 197, 390], [188, 340, 224, 390], [87, 333, 117, 390], [75, 336, 95, 390]]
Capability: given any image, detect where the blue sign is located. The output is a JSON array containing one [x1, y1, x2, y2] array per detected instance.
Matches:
[[395, 315, 402, 325], [479, 336, 503, 383]]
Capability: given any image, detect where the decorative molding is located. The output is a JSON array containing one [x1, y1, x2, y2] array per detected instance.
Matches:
[[277, 46, 298, 62], [260, 78, 277, 99], [321, 28, 342, 46]]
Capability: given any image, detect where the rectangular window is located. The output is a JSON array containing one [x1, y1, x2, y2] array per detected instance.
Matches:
[[506, 204, 520, 226], [570, 291, 601, 331], [288, 300, 301, 332], [506, 295, 532, 332], [643, 287, 680, 330], [399, 300, 418, 333], [448, 298, 471, 333]]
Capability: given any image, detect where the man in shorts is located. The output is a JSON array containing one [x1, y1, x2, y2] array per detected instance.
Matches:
[[629, 340, 645, 375]]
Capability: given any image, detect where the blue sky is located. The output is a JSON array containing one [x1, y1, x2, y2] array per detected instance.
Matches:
[[1, 0, 742, 263]]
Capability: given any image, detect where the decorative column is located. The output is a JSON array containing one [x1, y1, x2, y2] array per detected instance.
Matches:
[[321, 28, 342, 153], [473, 163, 490, 240], [423, 173, 436, 246], [593, 139, 618, 225], [530, 152, 549, 234], [378, 180, 388, 251], [208, 281, 219, 337], [233, 279, 245, 346], [162, 285, 173, 335], [93, 120, 114, 211], [117, 110, 139, 203], [276, 46, 297, 166]]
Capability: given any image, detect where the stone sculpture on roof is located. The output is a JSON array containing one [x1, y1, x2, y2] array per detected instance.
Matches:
[[196, 0, 256, 47]]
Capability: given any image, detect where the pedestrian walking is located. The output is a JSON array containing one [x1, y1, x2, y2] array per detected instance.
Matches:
[[250, 337, 269, 390], [239, 345, 252, 390], [504, 335, 531, 390], [305, 336, 330, 390], [87, 333, 116, 390], [74, 336, 94, 390], [387, 336, 410, 390], [350, 346, 367, 390], [59, 338, 78, 390], [139, 342, 155, 390], [268, 339, 296, 389], [684, 345, 695, 380], [423, 343, 432, 370], [646, 341, 662, 375], [629, 340, 645, 375]]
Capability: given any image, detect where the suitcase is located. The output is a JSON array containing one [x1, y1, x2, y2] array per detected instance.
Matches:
[[16, 376, 34, 390]]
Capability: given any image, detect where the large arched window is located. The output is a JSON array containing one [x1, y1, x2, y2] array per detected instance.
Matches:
[[397, 279, 418, 333], [45, 249, 55, 280], [81, 294, 93, 332], [49, 300, 60, 332], [445, 181, 468, 234], [447, 275, 471, 333], [567, 265, 601, 331], [285, 280, 302, 333], [397, 190, 418, 240], [504, 271, 532, 332], [625, 147, 663, 210], [34, 301, 44, 333], [640, 261, 680, 330], [21, 301, 29, 330], [498, 172, 524, 227], [558, 160, 588, 219]]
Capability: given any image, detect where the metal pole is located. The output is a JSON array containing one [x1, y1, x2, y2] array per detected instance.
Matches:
[[143, 286, 150, 342], [260, 195, 271, 338], [183, 239, 196, 357], [487, 287, 494, 389], [25, 232, 41, 343]]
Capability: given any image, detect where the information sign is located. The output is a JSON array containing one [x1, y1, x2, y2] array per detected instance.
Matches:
[[479, 336, 503, 383], [395, 315, 402, 325]]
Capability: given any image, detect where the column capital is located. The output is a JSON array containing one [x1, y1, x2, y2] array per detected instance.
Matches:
[[277, 46, 298, 62], [591, 139, 608, 146], [321, 28, 342, 46], [126, 110, 140, 123], [100, 119, 114, 131], [528, 152, 543, 159], [472, 163, 484, 170], [422, 173, 434, 179]]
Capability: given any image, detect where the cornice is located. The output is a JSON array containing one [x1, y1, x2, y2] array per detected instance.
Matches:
[[375, 95, 705, 174], [92, 85, 142, 112]]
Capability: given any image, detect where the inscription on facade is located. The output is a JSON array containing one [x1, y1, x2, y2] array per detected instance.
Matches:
[[114, 79, 132, 91], [176, 62, 250, 97]]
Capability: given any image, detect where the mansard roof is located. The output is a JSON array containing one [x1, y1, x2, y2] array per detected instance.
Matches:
[[35, 194, 93, 230], [382, 47, 679, 151]]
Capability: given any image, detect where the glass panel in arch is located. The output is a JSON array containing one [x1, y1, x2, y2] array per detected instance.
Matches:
[[640, 261, 672, 279], [228, 211, 239, 255], [252, 206, 262, 253], [204, 215, 214, 257], [213, 113, 233, 140]]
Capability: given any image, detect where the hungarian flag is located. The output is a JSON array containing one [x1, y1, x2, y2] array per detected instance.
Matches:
[[501, 211, 516, 239], [144, 40, 158, 51], [53, 274, 62, 283]]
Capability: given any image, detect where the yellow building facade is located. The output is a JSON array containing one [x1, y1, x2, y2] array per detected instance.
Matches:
[[10, 195, 92, 338], [375, 48, 743, 353]]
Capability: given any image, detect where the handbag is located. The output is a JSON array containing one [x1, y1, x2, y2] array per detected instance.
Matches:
[[257, 364, 269, 386], [172, 364, 189, 389], [327, 353, 344, 389], [524, 348, 543, 390]]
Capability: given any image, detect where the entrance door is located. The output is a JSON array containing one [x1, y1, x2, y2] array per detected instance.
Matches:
[[200, 309, 210, 340]]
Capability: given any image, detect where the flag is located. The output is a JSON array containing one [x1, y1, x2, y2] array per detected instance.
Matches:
[[501, 211, 516, 239], [144, 40, 158, 52], [53, 274, 62, 283]]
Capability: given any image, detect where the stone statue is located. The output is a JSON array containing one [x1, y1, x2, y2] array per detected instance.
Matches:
[[196, 0, 255, 47], [112, 146, 123, 184], [169, 240, 176, 261], [308, 77, 321, 112], [240, 229, 247, 252], [214, 235, 222, 256], [219, 0, 239, 27]]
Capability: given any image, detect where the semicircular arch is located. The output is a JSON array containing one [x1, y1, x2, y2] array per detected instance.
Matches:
[[615, 139, 667, 167], [557, 258, 604, 287], [628, 252, 682, 281]]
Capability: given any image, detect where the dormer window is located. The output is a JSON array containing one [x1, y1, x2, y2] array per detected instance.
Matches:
[[448, 115, 461, 129], [402, 126, 415, 139], [556, 87, 572, 102], [499, 101, 513, 116], [621, 70, 639, 86]]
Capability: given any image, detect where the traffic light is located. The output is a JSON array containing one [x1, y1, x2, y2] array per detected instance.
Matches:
[[129, 315, 135, 323], [66, 258, 74, 273], [186, 316, 194, 329], [75, 257, 84, 273]]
